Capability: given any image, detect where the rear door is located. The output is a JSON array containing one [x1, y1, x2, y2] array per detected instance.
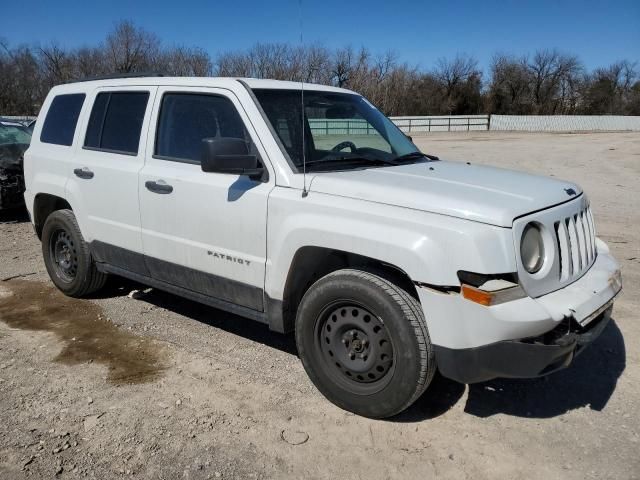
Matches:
[[138, 87, 273, 311], [66, 86, 156, 273]]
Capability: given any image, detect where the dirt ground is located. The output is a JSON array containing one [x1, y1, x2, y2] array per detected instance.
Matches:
[[1, 131, 638, 479]]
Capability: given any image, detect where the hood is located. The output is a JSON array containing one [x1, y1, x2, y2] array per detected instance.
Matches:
[[308, 160, 582, 227]]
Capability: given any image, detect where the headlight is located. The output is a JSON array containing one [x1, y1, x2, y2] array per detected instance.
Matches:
[[520, 223, 545, 274]]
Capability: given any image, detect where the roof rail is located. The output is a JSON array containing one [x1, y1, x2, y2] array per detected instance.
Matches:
[[68, 72, 166, 83]]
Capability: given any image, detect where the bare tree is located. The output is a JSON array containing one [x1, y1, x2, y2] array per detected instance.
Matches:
[[331, 47, 354, 87], [488, 53, 532, 113], [74, 46, 108, 79], [527, 49, 582, 114], [582, 60, 638, 114], [1, 20, 639, 117], [433, 54, 481, 114], [40, 43, 74, 87], [215, 43, 330, 83], [434, 54, 479, 96], [156, 46, 212, 76], [340, 47, 371, 95], [104, 20, 160, 73], [0, 41, 42, 115], [303, 45, 332, 83], [216, 50, 252, 77]]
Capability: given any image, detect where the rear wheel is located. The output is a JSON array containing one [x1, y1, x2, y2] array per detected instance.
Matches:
[[41, 209, 107, 297], [295, 269, 435, 418]]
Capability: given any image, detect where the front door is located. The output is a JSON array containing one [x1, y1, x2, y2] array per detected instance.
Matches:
[[138, 87, 273, 311]]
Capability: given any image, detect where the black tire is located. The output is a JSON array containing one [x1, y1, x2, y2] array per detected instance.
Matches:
[[41, 209, 107, 297], [295, 269, 436, 418]]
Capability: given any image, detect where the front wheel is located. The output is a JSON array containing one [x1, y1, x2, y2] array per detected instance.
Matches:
[[41, 209, 107, 297], [295, 269, 436, 418]]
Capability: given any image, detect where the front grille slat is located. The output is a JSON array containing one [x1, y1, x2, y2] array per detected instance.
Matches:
[[586, 207, 596, 258], [567, 217, 580, 275], [575, 214, 585, 269], [577, 212, 589, 266], [585, 212, 591, 260], [556, 221, 570, 281], [583, 210, 593, 263]]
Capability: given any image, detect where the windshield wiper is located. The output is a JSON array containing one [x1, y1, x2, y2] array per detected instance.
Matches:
[[304, 155, 399, 169], [392, 151, 439, 162]]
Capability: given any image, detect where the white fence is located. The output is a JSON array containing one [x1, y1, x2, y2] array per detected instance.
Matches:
[[4, 114, 640, 133], [392, 115, 640, 133], [307, 116, 490, 135], [489, 115, 640, 132], [391, 115, 489, 132], [308, 119, 376, 135]]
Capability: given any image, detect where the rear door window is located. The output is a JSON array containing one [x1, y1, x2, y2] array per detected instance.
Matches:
[[84, 91, 150, 155], [40, 93, 86, 146]]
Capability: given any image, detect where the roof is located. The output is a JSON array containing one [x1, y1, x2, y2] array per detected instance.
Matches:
[[51, 76, 354, 95], [241, 78, 352, 93]]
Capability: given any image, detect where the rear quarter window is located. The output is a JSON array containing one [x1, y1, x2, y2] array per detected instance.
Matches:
[[40, 93, 86, 146]]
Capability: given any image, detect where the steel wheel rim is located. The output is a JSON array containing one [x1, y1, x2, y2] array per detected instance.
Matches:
[[49, 228, 78, 283], [314, 301, 395, 394]]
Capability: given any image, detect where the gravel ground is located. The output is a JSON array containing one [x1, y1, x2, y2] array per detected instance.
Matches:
[[0, 131, 638, 479]]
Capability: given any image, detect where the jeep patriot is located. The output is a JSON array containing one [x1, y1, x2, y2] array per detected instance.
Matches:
[[24, 76, 622, 418]]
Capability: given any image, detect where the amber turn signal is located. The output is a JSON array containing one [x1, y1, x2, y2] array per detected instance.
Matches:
[[461, 284, 494, 306]]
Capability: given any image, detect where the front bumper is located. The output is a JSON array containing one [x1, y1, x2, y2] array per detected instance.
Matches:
[[434, 303, 613, 383], [417, 243, 621, 383]]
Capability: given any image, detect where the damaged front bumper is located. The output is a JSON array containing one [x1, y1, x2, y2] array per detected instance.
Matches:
[[417, 242, 622, 384], [434, 302, 614, 384]]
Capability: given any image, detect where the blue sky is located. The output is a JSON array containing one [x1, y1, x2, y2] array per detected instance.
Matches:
[[3, 0, 639, 71]]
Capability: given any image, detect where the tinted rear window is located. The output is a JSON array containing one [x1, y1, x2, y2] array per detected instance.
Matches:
[[84, 91, 149, 155], [40, 94, 85, 146]]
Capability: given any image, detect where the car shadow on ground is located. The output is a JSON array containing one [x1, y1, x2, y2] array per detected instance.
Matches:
[[462, 319, 625, 419], [0, 206, 29, 223], [93, 276, 298, 356], [393, 373, 467, 421], [395, 318, 625, 422], [94, 277, 626, 422]]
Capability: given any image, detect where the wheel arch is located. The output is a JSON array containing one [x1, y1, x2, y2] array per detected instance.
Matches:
[[33, 193, 72, 239], [268, 246, 420, 334]]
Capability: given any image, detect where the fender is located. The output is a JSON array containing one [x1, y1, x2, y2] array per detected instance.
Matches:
[[265, 187, 517, 305]]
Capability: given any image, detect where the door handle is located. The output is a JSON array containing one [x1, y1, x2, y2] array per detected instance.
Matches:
[[145, 180, 173, 194], [73, 167, 94, 179]]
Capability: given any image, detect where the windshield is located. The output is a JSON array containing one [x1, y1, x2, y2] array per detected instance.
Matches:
[[0, 125, 32, 146], [252, 89, 422, 172]]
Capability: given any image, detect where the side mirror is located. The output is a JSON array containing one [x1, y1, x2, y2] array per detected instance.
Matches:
[[405, 134, 413, 142], [201, 138, 264, 181]]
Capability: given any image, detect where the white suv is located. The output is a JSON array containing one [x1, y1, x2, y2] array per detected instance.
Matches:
[[24, 76, 622, 418]]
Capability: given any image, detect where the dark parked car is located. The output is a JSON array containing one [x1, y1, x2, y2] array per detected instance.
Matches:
[[0, 123, 31, 210], [25, 119, 36, 134]]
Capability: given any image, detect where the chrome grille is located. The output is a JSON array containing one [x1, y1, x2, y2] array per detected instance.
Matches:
[[554, 205, 596, 282]]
